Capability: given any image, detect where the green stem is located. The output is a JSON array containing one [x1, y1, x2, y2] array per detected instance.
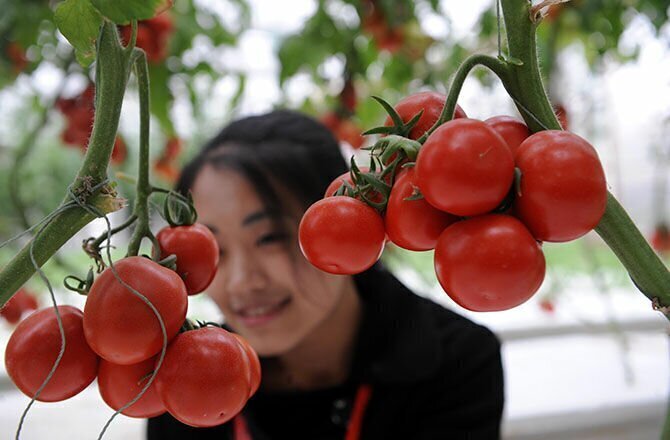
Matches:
[[0, 21, 131, 307], [418, 54, 509, 144], [126, 49, 156, 258]]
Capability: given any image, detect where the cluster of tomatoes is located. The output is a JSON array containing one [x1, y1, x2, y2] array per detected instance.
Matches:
[[4, 222, 261, 428], [300, 91, 608, 312], [56, 84, 126, 165]]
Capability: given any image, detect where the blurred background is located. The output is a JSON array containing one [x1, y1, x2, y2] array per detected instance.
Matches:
[[1, 0, 670, 438]]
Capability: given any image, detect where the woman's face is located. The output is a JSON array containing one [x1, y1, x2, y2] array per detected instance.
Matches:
[[191, 164, 350, 357]]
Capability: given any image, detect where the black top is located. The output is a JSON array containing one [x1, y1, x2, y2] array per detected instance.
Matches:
[[147, 264, 504, 439]]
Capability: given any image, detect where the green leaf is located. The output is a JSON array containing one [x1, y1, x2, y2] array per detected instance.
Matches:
[[90, 0, 165, 24], [54, 0, 103, 67]]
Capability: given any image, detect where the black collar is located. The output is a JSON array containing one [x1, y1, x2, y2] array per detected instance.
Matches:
[[350, 264, 443, 385]]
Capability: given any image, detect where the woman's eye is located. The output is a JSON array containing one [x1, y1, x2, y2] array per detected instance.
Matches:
[[256, 232, 288, 246]]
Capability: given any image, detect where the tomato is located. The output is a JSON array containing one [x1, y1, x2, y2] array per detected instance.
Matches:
[[485, 115, 530, 157], [119, 14, 174, 63], [434, 215, 546, 312], [324, 167, 383, 203], [554, 104, 569, 130], [157, 224, 219, 295], [385, 168, 458, 251], [513, 130, 607, 242], [0, 288, 38, 324], [83, 256, 188, 365], [299, 196, 386, 275], [415, 118, 514, 216], [5, 305, 99, 402], [6, 42, 28, 73], [155, 327, 251, 427], [57, 85, 95, 149], [320, 113, 364, 149], [97, 356, 166, 418], [384, 92, 466, 140], [538, 299, 556, 314], [233, 334, 261, 398], [111, 136, 127, 165], [651, 223, 670, 253]]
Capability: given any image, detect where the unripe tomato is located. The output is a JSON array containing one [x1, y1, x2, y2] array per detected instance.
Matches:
[[299, 196, 385, 275], [155, 327, 251, 427], [384, 91, 466, 140], [385, 168, 458, 251], [513, 130, 607, 242], [97, 356, 166, 418], [434, 215, 546, 312], [83, 256, 188, 365], [157, 223, 220, 295], [416, 118, 515, 216], [5, 306, 99, 402], [485, 115, 531, 157]]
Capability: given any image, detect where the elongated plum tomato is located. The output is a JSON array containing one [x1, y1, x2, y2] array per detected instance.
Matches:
[[385, 167, 458, 251], [299, 196, 386, 275], [155, 327, 251, 427], [233, 334, 261, 398], [434, 215, 546, 312], [384, 91, 466, 140], [513, 130, 607, 242], [484, 115, 530, 157], [83, 256, 188, 365], [5, 305, 99, 402], [157, 223, 219, 295], [97, 356, 166, 418], [415, 118, 514, 216]]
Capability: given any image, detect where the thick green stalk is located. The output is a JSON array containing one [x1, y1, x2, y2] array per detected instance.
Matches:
[[0, 21, 131, 306]]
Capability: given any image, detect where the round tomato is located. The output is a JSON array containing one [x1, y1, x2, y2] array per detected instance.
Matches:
[[0, 288, 38, 324], [434, 215, 546, 312], [485, 115, 530, 157], [83, 256, 188, 365], [98, 356, 166, 418], [157, 223, 219, 295], [299, 197, 386, 275], [324, 168, 369, 198], [5, 305, 99, 402], [155, 327, 251, 427], [233, 334, 261, 398], [385, 168, 458, 251], [513, 130, 607, 242], [415, 118, 514, 216], [384, 91, 466, 140]]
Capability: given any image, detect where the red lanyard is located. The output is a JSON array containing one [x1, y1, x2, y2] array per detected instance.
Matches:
[[233, 384, 373, 440]]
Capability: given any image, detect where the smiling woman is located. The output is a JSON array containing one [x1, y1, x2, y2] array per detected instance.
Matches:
[[146, 110, 504, 440]]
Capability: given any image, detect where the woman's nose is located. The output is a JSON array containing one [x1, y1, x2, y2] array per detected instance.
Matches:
[[223, 250, 268, 295]]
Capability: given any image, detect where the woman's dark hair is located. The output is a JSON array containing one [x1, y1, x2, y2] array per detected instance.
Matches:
[[176, 110, 348, 216]]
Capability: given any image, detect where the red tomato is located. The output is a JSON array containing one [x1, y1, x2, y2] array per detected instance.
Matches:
[[434, 215, 546, 312], [233, 334, 261, 398], [83, 256, 188, 365], [539, 299, 556, 314], [651, 223, 670, 253], [4, 306, 99, 402], [6, 42, 28, 73], [97, 356, 166, 418], [157, 224, 219, 295], [485, 115, 531, 157], [385, 168, 458, 251], [111, 136, 127, 165], [415, 118, 514, 216], [0, 289, 38, 324], [513, 130, 607, 242], [384, 92, 467, 140], [554, 104, 569, 130], [155, 327, 251, 427], [299, 197, 386, 275], [119, 14, 174, 63]]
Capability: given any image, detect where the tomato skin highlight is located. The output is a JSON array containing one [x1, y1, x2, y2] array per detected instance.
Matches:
[[83, 256, 188, 365], [434, 215, 546, 312], [384, 91, 466, 140], [5, 305, 99, 402], [299, 196, 386, 275], [233, 333, 262, 398], [97, 357, 166, 418], [157, 223, 220, 295], [484, 115, 531, 157], [416, 118, 515, 216], [155, 327, 251, 428], [385, 168, 458, 251], [513, 130, 607, 242]]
